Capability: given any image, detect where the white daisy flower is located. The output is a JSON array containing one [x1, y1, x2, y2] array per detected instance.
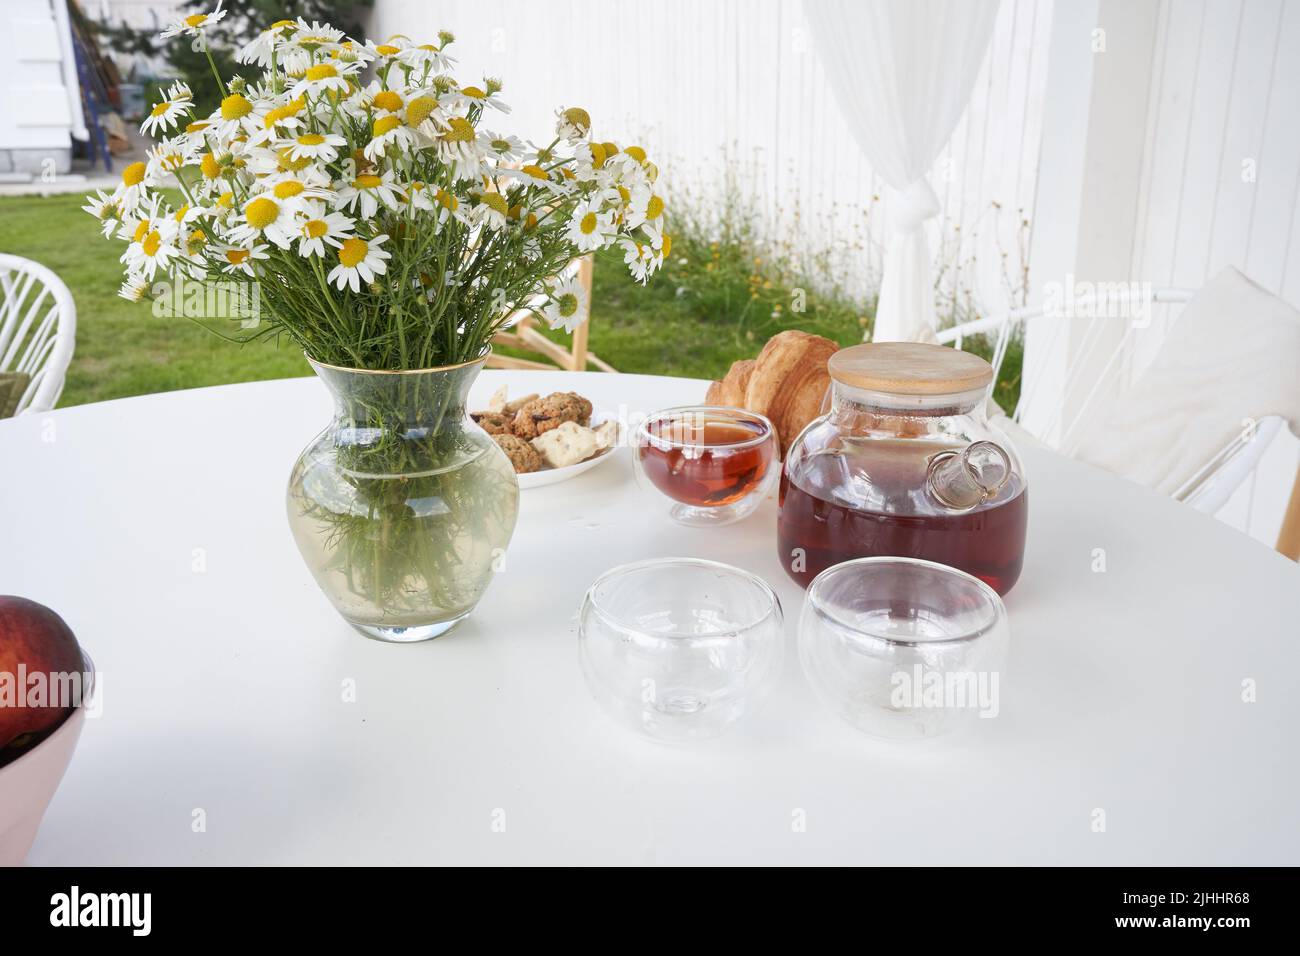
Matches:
[[261, 173, 335, 207], [288, 60, 360, 100], [140, 81, 194, 137], [220, 243, 270, 277], [555, 106, 591, 143], [566, 199, 616, 252], [335, 170, 405, 219], [159, 3, 226, 39], [364, 37, 410, 62], [327, 234, 391, 292], [625, 184, 666, 229], [295, 202, 354, 258], [429, 186, 467, 226], [431, 116, 486, 181], [212, 92, 268, 140], [402, 180, 435, 213], [227, 194, 298, 249], [248, 96, 309, 146], [284, 131, 346, 163], [363, 114, 416, 162], [542, 275, 589, 333], [478, 132, 525, 163], [471, 191, 510, 230], [400, 41, 453, 74], [82, 189, 124, 237], [144, 137, 192, 183], [454, 82, 510, 114], [237, 19, 296, 68], [120, 219, 179, 279], [118, 274, 152, 302]]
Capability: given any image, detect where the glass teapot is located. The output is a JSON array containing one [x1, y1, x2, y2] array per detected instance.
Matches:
[[777, 343, 1028, 594]]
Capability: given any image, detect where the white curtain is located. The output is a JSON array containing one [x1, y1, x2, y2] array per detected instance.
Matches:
[[804, 0, 1001, 342]]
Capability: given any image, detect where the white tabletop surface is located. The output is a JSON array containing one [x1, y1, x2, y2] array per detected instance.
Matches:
[[3, 370, 1298, 865]]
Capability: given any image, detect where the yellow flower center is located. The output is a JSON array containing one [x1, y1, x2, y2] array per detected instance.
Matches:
[[245, 197, 279, 229], [589, 143, 607, 168], [304, 219, 329, 239], [185, 121, 209, 133], [221, 94, 253, 120], [133, 220, 150, 242], [440, 117, 475, 143], [217, 191, 234, 208], [273, 180, 305, 199], [305, 64, 338, 81], [173, 204, 189, 222], [276, 148, 311, 171], [270, 19, 294, 30], [662, 234, 673, 258], [338, 238, 368, 267], [617, 185, 630, 203], [557, 293, 578, 318], [405, 95, 438, 128], [375, 44, 400, 56], [142, 230, 162, 257], [435, 188, 457, 210], [562, 107, 591, 133], [150, 102, 171, 117], [372, 90, 403, 112], [373, 115, 402, 137], [579, 212, 597, 235], [184, 14, 207, 28], [481, 192, 508, 215], [353, 174, 383, 189], [624, 145, 647, 163], [200, 153, 221, 179], [645, 195, 664, 220], [226, 249, 250, 265], [296, 133, 325, 146], [461, 86, 485, 99], [522, 164, 548, 181], [122, 162, 146, 186]]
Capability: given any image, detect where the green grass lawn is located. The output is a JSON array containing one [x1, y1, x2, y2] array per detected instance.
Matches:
[[0, 192, 1019, 410]]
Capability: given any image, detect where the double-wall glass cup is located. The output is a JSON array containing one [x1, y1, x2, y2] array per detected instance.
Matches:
[[578, 558, 785, 742], [634, 406, 778, 527], [799, 557, 1009, 739]]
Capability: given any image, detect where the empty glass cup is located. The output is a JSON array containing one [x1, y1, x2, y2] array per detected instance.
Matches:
[[578, 558, 785, 742], [633, 406, 779, 526], [798, 557, 1009, 739]]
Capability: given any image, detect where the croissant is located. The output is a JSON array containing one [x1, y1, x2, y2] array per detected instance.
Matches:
[[705, 330, 839, 454]]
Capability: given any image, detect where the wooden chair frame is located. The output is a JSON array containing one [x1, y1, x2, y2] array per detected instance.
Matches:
[[486, 255, 615, 373]]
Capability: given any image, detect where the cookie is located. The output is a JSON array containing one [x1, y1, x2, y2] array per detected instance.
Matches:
[[511, 392, 589, 438], [473, 411, 513, 435], [492, 433, 543, 473], [530, 421, 599, 468]]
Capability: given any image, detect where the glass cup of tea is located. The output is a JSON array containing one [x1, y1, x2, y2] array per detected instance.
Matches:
[[578, 558, 785, 743], [798, 557, 1009, 740], [633, 405, 779, 526]]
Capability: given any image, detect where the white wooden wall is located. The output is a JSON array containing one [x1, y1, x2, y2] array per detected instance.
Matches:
[[1130, 0, 1300, 545], [0, 0, 84, 169], [369, 0, 1051, 317]]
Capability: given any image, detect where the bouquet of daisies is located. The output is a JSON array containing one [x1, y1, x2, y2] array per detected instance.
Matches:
[[85, 8, 669, 371]]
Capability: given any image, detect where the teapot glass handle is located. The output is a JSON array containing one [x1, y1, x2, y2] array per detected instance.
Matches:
[[926, 441, 1011, 511]]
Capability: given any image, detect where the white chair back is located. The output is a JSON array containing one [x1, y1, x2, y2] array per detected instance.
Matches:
[[0, 253, 77, 415], [936, 285, 1281, 517]]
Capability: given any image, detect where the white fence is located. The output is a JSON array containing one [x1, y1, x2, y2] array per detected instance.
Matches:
[[369, 0, 1051, 320]]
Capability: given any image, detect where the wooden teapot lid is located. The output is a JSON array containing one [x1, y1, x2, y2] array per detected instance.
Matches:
[[828, 342, 993, 395]]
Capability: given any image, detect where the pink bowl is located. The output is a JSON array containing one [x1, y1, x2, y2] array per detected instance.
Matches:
[[0, 656, 93, 866]]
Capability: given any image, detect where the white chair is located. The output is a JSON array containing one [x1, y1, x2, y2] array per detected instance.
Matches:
[[0, 253, 77, 415], [937, 281, 1300, 558]]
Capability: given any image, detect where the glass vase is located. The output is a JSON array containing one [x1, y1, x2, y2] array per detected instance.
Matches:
[[287, 355, 519, 642]]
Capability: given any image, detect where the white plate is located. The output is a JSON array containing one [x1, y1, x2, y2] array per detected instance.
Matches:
[[517, 412, 620, 489]]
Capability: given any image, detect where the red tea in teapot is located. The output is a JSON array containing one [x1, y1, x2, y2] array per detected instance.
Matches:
[[777, 438, 1027, 595]]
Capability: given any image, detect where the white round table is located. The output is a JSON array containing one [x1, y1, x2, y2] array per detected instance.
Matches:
[[3, 370, 1298, 865]]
